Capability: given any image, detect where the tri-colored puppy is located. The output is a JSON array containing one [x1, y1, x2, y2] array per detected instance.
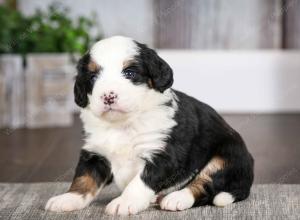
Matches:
[[45, 36, 254, 215]]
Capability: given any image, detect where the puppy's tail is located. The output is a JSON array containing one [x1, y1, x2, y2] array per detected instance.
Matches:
[[193, 183, 245, 207], [191, 183, 218, 206]]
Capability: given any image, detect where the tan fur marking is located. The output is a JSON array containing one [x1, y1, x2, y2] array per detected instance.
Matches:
[[148, 79, 153, 88], [188, 156, 225, 198], [69, 174, 98, 196], [122, 59, 135, 69], [87, 60, 100, 72]]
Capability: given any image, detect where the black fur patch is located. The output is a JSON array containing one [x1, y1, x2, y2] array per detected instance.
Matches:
[[74, 53, 100, 108], [73, 149, 113, 187], [134, 42, 174, 92], [141, 90, 254, 205]]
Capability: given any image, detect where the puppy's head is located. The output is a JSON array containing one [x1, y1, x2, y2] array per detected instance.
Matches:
[[74, 36, 173, 121]]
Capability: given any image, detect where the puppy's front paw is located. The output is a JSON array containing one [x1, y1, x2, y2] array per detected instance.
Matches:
[[105, 195, 149, 215], [160, 188, 195, 211], [45, 192, 90, 212]]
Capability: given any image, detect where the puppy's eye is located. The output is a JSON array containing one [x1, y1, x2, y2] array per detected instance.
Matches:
[[122, 70, 136, 79], [90, 75, 98, 82]]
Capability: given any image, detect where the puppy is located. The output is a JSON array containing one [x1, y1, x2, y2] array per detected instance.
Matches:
[[45, 36, 254, 215]]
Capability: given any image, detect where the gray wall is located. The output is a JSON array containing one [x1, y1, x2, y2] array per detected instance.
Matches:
[[155, 0, 282, 49], [283, 0, 300, 48], [18, 0, 300, 49]]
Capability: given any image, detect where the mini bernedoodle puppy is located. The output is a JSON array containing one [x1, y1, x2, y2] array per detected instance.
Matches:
[[45, 36, 254, 215]]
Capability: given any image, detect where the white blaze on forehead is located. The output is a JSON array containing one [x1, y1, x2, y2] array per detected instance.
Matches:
[[90, 36, 138, 68]]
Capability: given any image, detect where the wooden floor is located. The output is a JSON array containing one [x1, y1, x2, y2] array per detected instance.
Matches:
[[0, 114, 299, 184]]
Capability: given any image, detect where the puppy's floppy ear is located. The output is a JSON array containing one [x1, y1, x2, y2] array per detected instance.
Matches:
[[74, 54, 90, 108], [74, 75, 88, 108], [137, 43, 173, 92]]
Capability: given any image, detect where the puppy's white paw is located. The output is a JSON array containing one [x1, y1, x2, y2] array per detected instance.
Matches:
[[213, 192, 234, 207], [160, 188, 195, 211], [45, 192, 90, 212], [105, 195, 149, 215]]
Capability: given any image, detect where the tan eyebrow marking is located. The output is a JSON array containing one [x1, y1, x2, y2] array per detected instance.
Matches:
[[148, 79, 153, 88], [87, 59, 100, 73], [122, 59, 136, 69]]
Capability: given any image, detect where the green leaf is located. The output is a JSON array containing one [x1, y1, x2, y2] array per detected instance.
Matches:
[[0, 3, 102, 54]]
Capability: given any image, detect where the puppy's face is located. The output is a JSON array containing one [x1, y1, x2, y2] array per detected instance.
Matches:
[[74, 36, 173, 122]]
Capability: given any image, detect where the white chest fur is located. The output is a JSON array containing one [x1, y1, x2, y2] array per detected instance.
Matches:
[[80, 98, 177, 190], [83, 123, 145, 189]]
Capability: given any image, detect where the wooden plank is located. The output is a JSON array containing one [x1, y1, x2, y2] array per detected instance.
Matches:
[[283, 0, 300, 48], [25, 54, 75, 128], [155, 0, 282, 49], [0, 55, 25, 128], [0, 63, 8, 128]]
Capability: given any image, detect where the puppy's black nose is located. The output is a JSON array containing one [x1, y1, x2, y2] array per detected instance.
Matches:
[[101, 91, 118, 105]]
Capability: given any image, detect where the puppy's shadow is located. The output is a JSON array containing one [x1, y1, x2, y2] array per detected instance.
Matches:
[[92, 187, 121, 206], [92, 197, 112, 206]]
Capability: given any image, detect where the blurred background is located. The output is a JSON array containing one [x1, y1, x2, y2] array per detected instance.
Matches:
[[0, 0, 299, 184]]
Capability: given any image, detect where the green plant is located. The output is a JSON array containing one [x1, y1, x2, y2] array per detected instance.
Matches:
[[0, 4, 29, 54], [0, 3, 101, 55], [25, 4, 101, 54]]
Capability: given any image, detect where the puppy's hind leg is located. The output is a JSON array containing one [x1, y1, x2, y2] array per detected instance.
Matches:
[[45, 149, 112, 212], [160, 156, 232, 211]]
